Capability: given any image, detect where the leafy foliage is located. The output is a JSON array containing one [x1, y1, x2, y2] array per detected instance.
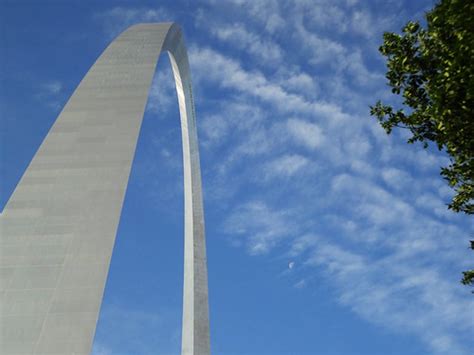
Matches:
[[461, 240, 474, 289], [370, 0, 473, 287]]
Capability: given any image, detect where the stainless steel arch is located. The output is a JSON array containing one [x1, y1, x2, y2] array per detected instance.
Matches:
[[0, 23, 210, 355]]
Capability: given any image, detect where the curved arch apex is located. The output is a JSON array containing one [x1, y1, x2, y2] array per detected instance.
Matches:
[[0, 22, 210, 355]]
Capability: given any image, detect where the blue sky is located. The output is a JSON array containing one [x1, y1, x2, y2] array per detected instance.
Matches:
[[1, 0, 473, 354]]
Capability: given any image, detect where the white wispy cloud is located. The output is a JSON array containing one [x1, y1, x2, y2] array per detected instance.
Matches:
[[293, 279, 307, 288], [189, 11, 472, 352], [42, 81, 62, 95], [288, 234, 320, 257], [281, 72, 319, 97], [263, 154, 311, 179], [296, 22, 347, 68], [37, 80, 64, 110], [224, 201, 297, 254], [203, 0, 285, 34], [381, 167, 414, 190], [200, 100, 267, 147], [190, 38, 472, 352], [287, 118, 325, 150], [304, 240, 473, 355], [207, 22, 283, 63], [415, 192, 454, 220]]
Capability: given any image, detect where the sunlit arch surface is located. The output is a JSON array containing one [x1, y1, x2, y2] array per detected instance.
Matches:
[[0, 23, 210, 355]]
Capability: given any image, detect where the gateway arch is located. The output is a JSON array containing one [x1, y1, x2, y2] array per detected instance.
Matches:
[[0, 23, 210, 355]]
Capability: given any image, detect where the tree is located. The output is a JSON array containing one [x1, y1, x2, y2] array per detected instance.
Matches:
[[370, 0, 473, 287]]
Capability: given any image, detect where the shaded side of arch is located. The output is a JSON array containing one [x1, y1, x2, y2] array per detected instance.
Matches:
[[0, 23, 209, 355]]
